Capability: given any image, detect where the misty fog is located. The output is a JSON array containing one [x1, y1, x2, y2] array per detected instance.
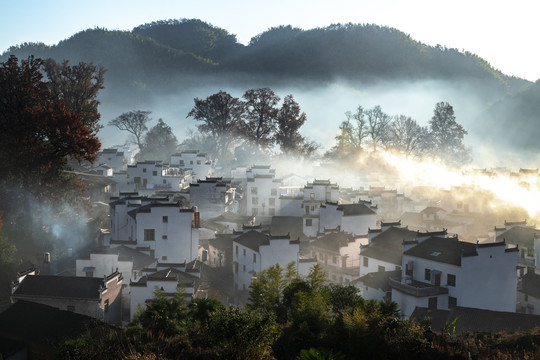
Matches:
[[97, 76, 525, 168]]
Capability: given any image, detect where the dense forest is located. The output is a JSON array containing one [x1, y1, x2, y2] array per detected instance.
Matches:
[[2, 19, 539, 156]]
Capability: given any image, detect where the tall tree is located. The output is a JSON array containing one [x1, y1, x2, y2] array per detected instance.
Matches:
[[275, 95, 307, 154], [108, 110, 151, 151], [387, 115, 429, 157], [429, 102, 471, 165], [346, 105, 368, 150], [240, 88, 280, 148], [187, 91, 243, 160], [0, 55, 101, 202], [43, 59, 106, 134], [137, 119, 178, 162], [365, 105, 391, 151]]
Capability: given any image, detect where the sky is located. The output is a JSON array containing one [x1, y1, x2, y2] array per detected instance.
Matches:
[[2, 0, 539, 81]]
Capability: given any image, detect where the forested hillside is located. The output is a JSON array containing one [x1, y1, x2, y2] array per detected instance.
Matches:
[[1, 18, 535, 154]]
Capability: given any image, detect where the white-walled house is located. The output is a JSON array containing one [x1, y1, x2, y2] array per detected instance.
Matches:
[[106, 193, 200, 266], [130, 266, 199, 321], [11, 271, 123, 325], [302, 180, 339, 237], [319, 202, 377, 236], [307, 230, 367, 284], [170, 151, 213, 181], [123, 161, 183, 194], [359, 222, 418, 277], [245, 166, 281, 217], [95, 148, 127, 172], [232, 230, 300, 294], [517, 271, 540, 314], [390, 236, 518, 318], [189, 177, 236, 219]]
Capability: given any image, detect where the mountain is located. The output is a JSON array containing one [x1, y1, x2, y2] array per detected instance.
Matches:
[[0, 19, 534, 156]]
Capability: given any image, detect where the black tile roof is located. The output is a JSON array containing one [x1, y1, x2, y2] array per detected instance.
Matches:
[[13, 275, 106, 300], [233, 230, 293, 252], [337, 203, 376, 216], [403, 237, 477, 266], [497, 226, 540, 247], [356, 269, 401, 291], [0, 301, 108, 359], [361, 227, 417, 264], [310, 232, 356, 253]]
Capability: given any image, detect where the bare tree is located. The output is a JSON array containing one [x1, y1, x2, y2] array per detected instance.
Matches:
[[387, 115, 429, 157], [365, 105, 390, 152], [345, 105, 368, 150], [108, 110, 151, 151]]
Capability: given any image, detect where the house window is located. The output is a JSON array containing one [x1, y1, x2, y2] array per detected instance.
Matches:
[[251, 187, 258, 195], [153, 171, 157, 176], [527, 247, 535, 257], [144, 229, 155, 241], [162, 235, 168, 240], [243, 265, 246, 272], [378, 265, 385, 272], [190, 161, 193, 165], [179, 160, 184, 166], [310, 205, 315, 212], [234, 263, 238, 273], [162, 256, 167, 261], [252, 197, 258, 205], [363, 257, 368, 267], [143, 168, 147, 173], [235, 245, 238, 256], [163, 180, 167, 184], [163, 216, 168, 223], [428, 297, 437, 309], [253, 254, 257, 263], [447, 274, 456, 287], [271, 188, 277, 196], [424, 268, 431, 281], [305, 219, 312, 227], [449, 296, 457, 308], [243, 249, 246, 256], [305, 205, 310, 215]]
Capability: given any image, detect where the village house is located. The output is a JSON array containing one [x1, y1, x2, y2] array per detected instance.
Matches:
[[123, 161, 184, 194], [11, 270, 123, 325], [301, 180, 340, 237], [390, 236, 518, 318], [517, 271, 540, 314], [232, 227, 301, 295], [493, 220, 539, 277], [130, 263, 201, 321], [188, 177, 236, 218], [307, 229, 367, 284], [359, 221, 419, 277], [106, 193, 200, 266], [94, 148, 128, 173], [170, 150, 213, 182], [319, 201, 377, 236], [244, 165, 281, 218]]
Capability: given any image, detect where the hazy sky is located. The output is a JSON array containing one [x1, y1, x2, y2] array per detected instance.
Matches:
[[2, 0, 539, 81]]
